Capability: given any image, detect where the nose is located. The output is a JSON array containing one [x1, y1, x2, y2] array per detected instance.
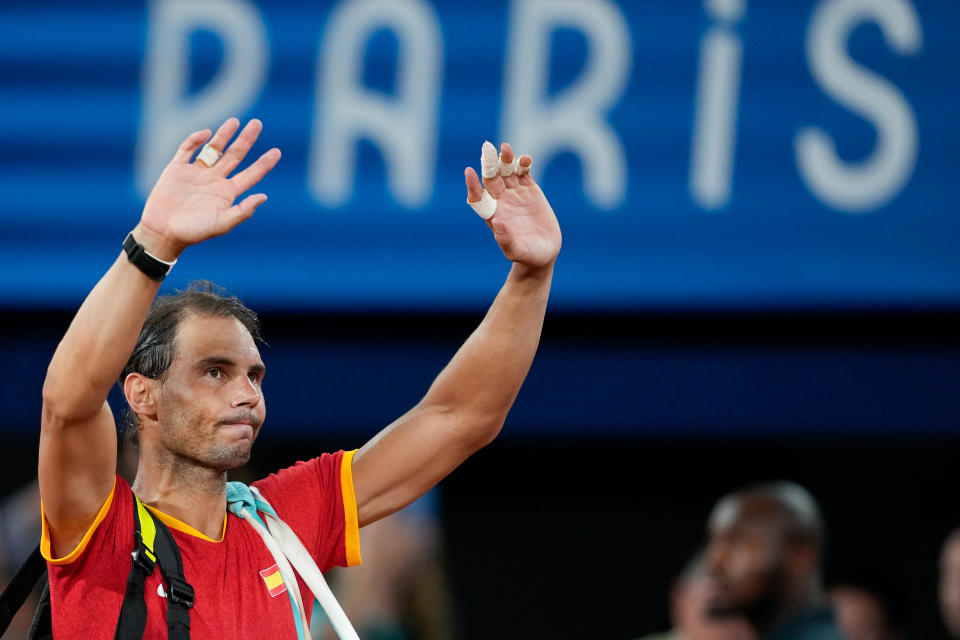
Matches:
[[705, 540, 727, 575], [231, 376, 261, 409]]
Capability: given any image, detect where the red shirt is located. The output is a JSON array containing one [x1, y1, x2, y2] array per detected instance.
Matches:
[[41, 450, 362, 639]]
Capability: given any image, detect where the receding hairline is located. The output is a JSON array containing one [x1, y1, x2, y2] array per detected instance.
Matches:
[[711, 482, 824, 550]]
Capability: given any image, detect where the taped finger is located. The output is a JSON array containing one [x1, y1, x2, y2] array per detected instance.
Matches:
[[481, 140, 499, 179], [516, 156, 532, 176], [196, 144, 223, 168], [500, 157, 518, 177], [467, 190, 497, 220]]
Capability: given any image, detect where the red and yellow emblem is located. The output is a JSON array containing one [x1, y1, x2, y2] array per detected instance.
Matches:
[[259, 563, 287, 598]]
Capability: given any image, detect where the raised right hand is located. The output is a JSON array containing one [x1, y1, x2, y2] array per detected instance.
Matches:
[[136, 118, 281, 260]]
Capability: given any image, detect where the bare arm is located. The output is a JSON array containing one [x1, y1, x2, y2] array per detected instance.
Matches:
[[39, 118, 280, 556], [353, 143, 561, 526]]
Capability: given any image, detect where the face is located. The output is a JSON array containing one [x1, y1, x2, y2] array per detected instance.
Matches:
[[150, 313, 266, 470], [940, 533, 960, 638], [704, 496, 788, 619]]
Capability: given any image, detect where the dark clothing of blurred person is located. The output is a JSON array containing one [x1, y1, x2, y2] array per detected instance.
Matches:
[[762, 608, 844, 640], [703, 482, 845, 640]]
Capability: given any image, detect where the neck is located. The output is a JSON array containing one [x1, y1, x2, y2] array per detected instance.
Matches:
[[754, 579, 824, 635], [131, 443, 229, 540]]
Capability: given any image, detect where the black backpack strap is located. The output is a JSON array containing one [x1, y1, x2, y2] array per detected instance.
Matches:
[[113, 495, 194, 640], [27, 581, 52, 640], [0, 545, 47, 634], [152, 518, 194, 640], [114, 496, 159, 639]]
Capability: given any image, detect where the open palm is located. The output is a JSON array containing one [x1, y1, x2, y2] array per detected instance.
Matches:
[[465, 143, 562, 268], [139, 118, 281, 257]]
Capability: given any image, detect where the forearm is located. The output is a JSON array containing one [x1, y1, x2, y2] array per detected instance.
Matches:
[[353, 140, 560, 524], [42, 227, 172, 422], [419, 261, 553, 442]]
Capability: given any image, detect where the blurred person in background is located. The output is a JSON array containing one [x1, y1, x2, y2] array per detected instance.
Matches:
[[313, 491, 451, 640], [827, 583, 902, 640], [636, 551, 756, 640], [0, 482, 42, 639], [704, 482, 845, 640], [940, 527, 960, 639]]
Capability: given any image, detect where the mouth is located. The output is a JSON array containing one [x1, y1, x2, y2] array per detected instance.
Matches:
[[216, 419, 258, 442], [216, 411, 261, 429]]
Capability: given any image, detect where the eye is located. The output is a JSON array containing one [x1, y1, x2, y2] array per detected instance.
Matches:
[[248, 372, 261, 384], [206, 367, 223, 379]]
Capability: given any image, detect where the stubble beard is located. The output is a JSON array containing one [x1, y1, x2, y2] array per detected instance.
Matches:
[[706, 563, 788, 632], [161, 411, 257, 475]]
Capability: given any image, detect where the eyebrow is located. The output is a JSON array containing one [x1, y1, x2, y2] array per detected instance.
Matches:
[[195, 356, 266, 375]]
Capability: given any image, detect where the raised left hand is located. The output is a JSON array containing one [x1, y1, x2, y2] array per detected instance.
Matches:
[[465, 142, 562, 269]]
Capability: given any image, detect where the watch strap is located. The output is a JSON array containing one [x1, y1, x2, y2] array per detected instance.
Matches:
[[122, 233, 176, 282]]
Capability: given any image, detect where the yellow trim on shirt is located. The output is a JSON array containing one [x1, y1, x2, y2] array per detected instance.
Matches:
[[341, 449, 362, 566], [40, 476, 117, 565], [143, 503, 226, 543]]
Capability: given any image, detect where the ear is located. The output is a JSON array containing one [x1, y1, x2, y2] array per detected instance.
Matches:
[[123, 373, 159, 423]]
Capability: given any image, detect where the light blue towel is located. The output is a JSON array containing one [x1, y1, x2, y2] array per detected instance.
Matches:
[[226, 481, 308, 640]]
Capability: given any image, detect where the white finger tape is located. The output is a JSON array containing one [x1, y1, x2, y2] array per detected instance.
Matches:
[[499, 156, 518, 177], [516, 157, 532, 176], [467, 190, 498, 220], [197, 144, 222, 168], [481, 140, 499, 179]]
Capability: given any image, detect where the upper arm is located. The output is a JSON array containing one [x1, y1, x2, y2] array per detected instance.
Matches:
[[39, 400, 118, 558], [352, 403, 487, 527]]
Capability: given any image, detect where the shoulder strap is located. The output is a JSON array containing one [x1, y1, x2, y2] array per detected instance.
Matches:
[[113, 496, 159, 639], [152, 510, 193, 640], [27, 581, 52, 640], [114, 495, 194, 640], [0, 545, 47, 635]]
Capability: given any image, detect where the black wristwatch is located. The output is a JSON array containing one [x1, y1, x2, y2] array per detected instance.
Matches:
[[122, 232, 176, 282]]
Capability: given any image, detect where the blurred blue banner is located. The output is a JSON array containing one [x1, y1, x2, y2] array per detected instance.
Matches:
[[1, 0, 957, 312]]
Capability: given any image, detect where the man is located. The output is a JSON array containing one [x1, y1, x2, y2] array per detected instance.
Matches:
[[940, 527, 960, 639], [703, 482, 845, 640], [38, 117, 561, 637]]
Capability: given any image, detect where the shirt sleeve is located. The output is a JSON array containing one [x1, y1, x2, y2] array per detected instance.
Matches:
[[252, 450, 362, 573], [40, 475, 124, 565]]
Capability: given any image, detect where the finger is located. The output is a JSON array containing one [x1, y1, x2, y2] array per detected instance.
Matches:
[[464, 167, 484, 203], [499, 143, 519, 187], [221, 193, 268, 232], [172, 129, 212, 164], [201, 117, 241, 159], [479, 140, 506, 199], [229, 147, 282, 194], [516, 154, 534, 185], [215, 118, 263, 176]]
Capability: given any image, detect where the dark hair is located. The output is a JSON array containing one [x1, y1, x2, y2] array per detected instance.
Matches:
[[118, 281, 261, 446]]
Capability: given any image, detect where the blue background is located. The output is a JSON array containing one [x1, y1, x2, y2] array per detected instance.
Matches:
[[1, 1, 958, 312]]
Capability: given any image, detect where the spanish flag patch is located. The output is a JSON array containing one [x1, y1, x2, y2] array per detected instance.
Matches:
[[259, 563, 287, 598]]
